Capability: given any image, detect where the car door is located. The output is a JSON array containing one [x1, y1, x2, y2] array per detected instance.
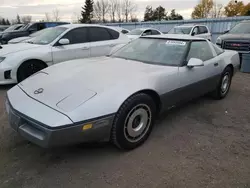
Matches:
[[178, 40, 221, 101], [89, 27, 120, 57], [51, 27, 90, 64]]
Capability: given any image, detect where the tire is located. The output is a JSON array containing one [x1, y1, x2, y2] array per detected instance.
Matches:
[[17, 60, 47, 82], [111, 93, 156, 150], [211, 66, 233, 100]]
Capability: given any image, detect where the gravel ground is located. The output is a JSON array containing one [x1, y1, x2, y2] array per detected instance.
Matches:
[[0, 72, 250, 188]]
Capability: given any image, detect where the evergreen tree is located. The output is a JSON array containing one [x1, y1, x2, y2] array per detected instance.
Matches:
[[80, 0, 94, 23], [144, 6, 154, 21], [6, 19, 10, 25], [17, 14, 21, 24], [2, 19, 6, 25], [168, 9, 184, 20]]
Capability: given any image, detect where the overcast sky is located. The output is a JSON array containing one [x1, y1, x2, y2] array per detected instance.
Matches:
[[0, 0, 249, 22]]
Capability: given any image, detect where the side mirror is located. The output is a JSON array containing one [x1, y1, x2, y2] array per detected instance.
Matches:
[[187, 58, 204, 68], [224, 30, 229, 34], [191, 32, 196, 36], [58, 38, 70, 45], [28, 28, 36, 34]]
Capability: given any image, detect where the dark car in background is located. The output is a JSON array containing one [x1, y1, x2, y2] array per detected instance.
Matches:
[[0, 24, 24, 41], [0, 22, 69, 44], [0, 25, 9, 32], [216, 20, 250, 68]]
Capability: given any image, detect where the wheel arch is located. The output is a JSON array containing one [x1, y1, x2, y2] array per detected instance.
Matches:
[[16, 59, 48, 82], [226, 64, 234, 75], [129, 89, 162, 114]]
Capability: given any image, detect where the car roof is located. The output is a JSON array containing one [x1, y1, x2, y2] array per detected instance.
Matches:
[[131, 27, 160, 31], [141, 34, 207, 41], [57, 24, 117, 30], [175, 24, 207, 27]]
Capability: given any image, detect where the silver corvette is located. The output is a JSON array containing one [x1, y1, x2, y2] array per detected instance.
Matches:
[[6, 35, 240, 150]]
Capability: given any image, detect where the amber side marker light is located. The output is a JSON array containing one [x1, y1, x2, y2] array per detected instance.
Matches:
[[82, 124, 93, 131]]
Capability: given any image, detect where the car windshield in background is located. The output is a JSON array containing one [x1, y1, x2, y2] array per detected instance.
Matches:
[[168, 27, 192, 34], [128, 29, 143, 35], [28, 27, 67, 45], [229, 23, 250, 34], [20, 23, 32, 30], [112, 38, 188, 66]]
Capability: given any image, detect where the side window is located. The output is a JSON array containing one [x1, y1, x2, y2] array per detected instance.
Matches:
[[89, 27, 112, 42], [144, 30, 152, 36], [38, 23, 46, 30], [187, 41, 214, 62], [106, 28, 119, 39], [152, 30, 161, 35], [199, 26, 208, 34], [63, 28, 88, 44], [212, 43, 224, 55], [122, 30, 129, 34], [192, 27, 199, 35], [29, 23, 38, 32]]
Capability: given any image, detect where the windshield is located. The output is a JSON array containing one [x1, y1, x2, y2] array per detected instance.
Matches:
[[4, 25, 21, 32], [20, 23, 32, 30], [128, 29, 143, 35], [30, 28, 49, 37], [168, 27, 192, 34], [229, 23, 250, 34], [28, 27, 67, 45], [112, 38, 188, 66]]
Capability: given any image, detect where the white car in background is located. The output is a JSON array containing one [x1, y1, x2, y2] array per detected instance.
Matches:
[[127, 28, 163, 40], [0, 24, 129, 84], [111, 27, 130, 34], [168, 24, 212, 41], [8, 28, 50, 44]]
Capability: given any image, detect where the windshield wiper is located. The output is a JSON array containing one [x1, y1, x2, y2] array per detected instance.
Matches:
[[26, 41, 34, 44]]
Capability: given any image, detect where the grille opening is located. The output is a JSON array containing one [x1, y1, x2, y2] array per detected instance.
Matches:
[[4, 70, 11, 79]]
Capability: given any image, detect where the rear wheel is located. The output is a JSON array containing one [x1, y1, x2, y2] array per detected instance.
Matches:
[[17, 60, 47, 82], [211, 66, 233, 99], [111, 93, 156, 150]]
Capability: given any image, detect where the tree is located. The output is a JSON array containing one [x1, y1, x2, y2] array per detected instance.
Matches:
[[152, 6, 166, 21], [116, 0, 123, 22], [100, 0, 110, 23], [122, 0, 137, 22], [94, 1, 102, 22], [16, 14, 21, 24], [211, 3, 223, 18], [144, 6, 154, 21], [45, 12, 51, 21], [80, 0, 94, 23], [52, 9, 60, 21], [2, 19, 6, 25], [168, 9, 183, 20], [191, 0, 214, 19], [224, 0, 244, 17], [6, 19, 10, 25], [109, 0, 118, 22], [241, 3, 250, 16], [21, 16, 32, 24]]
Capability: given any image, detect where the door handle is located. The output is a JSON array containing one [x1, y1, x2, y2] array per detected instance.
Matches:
[[214, 63, 219, 67], [81, 47, 89, 50]]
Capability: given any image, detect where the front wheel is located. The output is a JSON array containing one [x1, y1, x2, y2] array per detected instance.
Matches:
[[17, 60, 47, 82], [211, 67, 233, 99], [111, 93, 156, 150]]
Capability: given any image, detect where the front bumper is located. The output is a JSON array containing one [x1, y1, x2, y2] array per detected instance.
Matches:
[[6, 99, 114, 148]]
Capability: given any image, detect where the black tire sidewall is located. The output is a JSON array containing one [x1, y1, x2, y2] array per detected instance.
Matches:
[[218, 67, 232, 98], [112, 93, 156, 150], [17, 61, 46, 82]]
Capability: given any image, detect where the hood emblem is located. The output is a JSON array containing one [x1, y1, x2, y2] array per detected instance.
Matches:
[[34, 88, 44, 94]]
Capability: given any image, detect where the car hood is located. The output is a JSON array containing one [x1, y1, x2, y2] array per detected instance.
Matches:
[[18, 56, 174, 112], [8, 36, 32, 44], [219, 33, 250, 41], [0, 43, 42, 56]]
